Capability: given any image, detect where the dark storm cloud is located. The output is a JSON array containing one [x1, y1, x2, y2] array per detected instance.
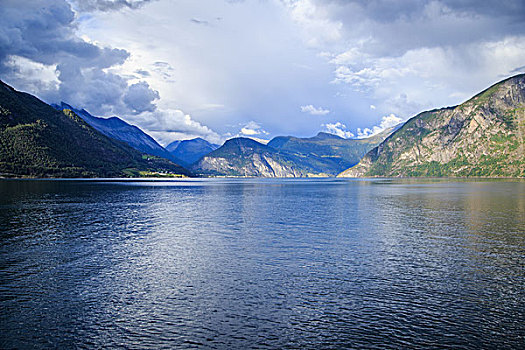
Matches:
[[438, 0, 525, 19], [313, 0, 525, 56], [0, 0, 160, 116], [123, 81, 159, 113], [317, 0, 525, 21]]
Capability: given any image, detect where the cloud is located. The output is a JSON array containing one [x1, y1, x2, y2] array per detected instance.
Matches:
[[135, 69, 150, 77], [3, 0, 525, 144], [286, 0, 525, 117], [75, 0, 525, 140], [129, 108, 222, 145], [0, 0, 226, 146], [310, 0, 525, 54], [322, 122, 354, 138], [356, 114, 402, 138], [331, 38, 525, 116], [301, 104, 330, 115], [2, 55, 59, 97], [282, 0, 343, 48], [239, 121, 268, 136], [190, 18, 209, 25], [0, 0, 162, 117], [68, 0, 155, 12], [123, 81, 159, 113], [151, 61, 175, 81]]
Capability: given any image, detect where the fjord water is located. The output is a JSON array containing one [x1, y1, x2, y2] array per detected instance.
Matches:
[[0, 179, 523, 349]]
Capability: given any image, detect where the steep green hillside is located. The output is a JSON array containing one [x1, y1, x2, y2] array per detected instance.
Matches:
[[0, 81, 190, 177], [339, 74, 525, 178], [52, 102, 181, 164]]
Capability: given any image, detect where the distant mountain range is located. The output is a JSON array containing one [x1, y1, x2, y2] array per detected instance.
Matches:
[[166, 138, 219, 166], [0, 81, 190, 178], [339, 74, 525, 178], [192, 128, 399, 177]]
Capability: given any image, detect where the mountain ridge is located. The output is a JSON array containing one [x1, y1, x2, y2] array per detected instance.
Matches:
[[339, 74, 525, 178], [0, 81, 190, 178], [51, 102, 181, 164]]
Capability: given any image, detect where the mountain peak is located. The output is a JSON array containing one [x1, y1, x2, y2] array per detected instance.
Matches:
[[166, 137, 220, 166], [315, 132, 344, 140], [223, 137, 266, 148]]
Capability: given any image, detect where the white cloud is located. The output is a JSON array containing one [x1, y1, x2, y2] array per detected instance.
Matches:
[[322, 122, 354, 138], [330, 37, 525, 116], [3, 55, 60, 99], [284, 0, 525, 119], [300, 104, 330, 115], [282, 0, 343, 48], [356, 114, 403, 139], [125, 108, 222, 146], [239, 121, 269, 136], [370, 104, 376, 110]]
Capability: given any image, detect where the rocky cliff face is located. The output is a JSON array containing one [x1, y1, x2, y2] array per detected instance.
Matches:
[[192, 138, 308, 177], [339, 74, 525, 178], [196, 152, 302, 177]]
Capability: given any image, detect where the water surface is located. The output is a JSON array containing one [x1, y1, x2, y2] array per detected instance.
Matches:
[[1, 178, 524, 349]]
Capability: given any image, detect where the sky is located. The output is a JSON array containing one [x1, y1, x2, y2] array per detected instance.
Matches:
[[1, 0, 525, 145]]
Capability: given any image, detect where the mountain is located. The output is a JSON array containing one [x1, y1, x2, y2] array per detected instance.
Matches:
[[266, 128, 400, 175], [339, 74, 525, 178], [51, 102, 180, 163], [166, 140, 181, 152], [0, 81, 190, 178], [191, 126, 399, 177], [166, 137, 219, 166], [192, 137, 313, 177]]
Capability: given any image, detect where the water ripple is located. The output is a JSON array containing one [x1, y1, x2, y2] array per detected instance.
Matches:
[[0, 179, 524, 349]]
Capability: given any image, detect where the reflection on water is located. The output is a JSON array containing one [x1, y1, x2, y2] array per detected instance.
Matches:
[[0, 178, 524, 349]]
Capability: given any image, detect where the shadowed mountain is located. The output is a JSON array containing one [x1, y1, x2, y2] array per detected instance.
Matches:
[[0, 81, 190, 178], [339, 74, 525, 178], [166, 137, 219, 166], [51, 102, 180, 163]]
